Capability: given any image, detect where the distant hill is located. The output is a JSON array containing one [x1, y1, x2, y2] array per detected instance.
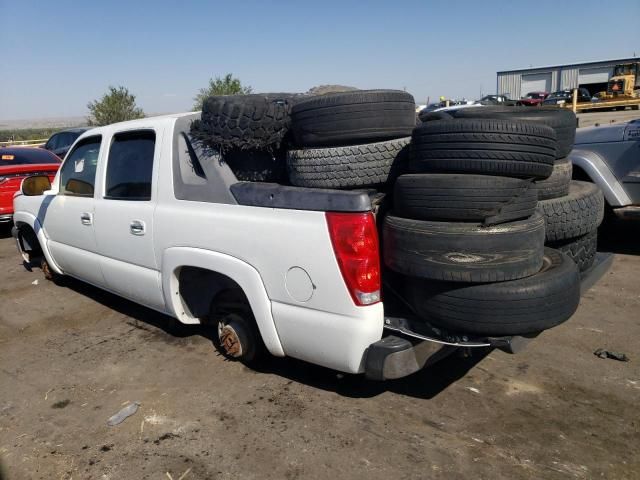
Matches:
[[306, 85, 358, 95], [0, 116, 88, 131]]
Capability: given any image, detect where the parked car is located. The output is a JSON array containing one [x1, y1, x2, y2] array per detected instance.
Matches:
[[0, 147, 60, 224], [569, 117, 640, 219], [43, 127, 89, 159], [479, 94, 518, 106], [519, 91, 548, 106], [542, 89, 591, 106]]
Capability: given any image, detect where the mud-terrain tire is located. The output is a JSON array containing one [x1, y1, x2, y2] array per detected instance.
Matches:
[[194, 94, 296, 149], [290, 90, 415, 148], [533, 157, 572, 200], [410, 119, 556, 179], [394, 174, 537, 225], [537, 181, 604, 242], [549, 229, 597, 272], [383, 213, 545, 283], [405, 248, 580, 335], [450, 106, 577, 158], [287, 137, 410, 188]]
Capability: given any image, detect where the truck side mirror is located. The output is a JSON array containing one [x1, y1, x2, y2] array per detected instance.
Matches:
[[21, 175, 52, 196]]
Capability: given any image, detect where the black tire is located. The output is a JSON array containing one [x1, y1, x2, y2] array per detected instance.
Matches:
[[194, 94, 296, 150], [383, 213, 545, 283], [549, 230, 597, 272], [410, 119, 556, 179], [405, 248, 580, 336], [533, 157, 572, 200], [537, 181, 604, 242], [418, 110, 453, 122], [286, 137, 410, 188], [394, 174, 537, 225], [450, 106, 577, 158], [223, 148, 286, 183], [290, 90, 415, 148]]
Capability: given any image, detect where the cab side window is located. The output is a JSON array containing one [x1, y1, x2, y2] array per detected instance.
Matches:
[[105, 130, 156, 201], [59, 136, 102, 197]]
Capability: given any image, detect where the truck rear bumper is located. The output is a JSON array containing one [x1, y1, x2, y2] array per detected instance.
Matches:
[[613, 206, 640, 220], [365, 252, 614, 381], [0, 214, 13, 223]]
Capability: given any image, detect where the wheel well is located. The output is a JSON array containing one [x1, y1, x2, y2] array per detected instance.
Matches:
[[571, 164, 592, 182], [176, 266, 250, 321], [15, 223, 43, 257]]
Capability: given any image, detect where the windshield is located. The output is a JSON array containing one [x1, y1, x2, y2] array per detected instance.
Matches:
[[0, 149, 61, 167], [524, 93, 543, 99]]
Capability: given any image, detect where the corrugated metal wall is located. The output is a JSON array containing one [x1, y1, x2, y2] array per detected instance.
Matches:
[[560, 68, 579, 90], [497, 73, 522, 98]]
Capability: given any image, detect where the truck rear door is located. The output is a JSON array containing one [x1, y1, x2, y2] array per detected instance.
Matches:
[[93, 128, 166, 311]]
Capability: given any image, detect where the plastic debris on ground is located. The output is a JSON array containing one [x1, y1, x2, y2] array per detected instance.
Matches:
[[107, 401, 141, 426]]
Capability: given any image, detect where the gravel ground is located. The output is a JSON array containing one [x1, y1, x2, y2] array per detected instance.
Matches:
[[0, 221, 639, 480]]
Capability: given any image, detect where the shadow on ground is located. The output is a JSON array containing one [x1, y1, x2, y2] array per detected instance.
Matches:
[[598, 218, 640, 255], [0, 224, 12, 239], [50, 274, 487, 401]]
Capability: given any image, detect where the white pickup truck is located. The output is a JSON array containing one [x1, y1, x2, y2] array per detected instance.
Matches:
[[12, 113, 612, 381]]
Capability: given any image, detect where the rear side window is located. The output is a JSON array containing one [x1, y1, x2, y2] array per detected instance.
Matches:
[[44, 134, 59, 151], [105, 130, 156, 200], [0, 149, 61, 166], [58, 136, 102, 196]]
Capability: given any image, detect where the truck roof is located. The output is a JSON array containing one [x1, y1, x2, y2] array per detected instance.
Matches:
[[82, 112, 198, 137]]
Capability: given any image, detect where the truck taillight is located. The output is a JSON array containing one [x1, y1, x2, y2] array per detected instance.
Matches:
[[326, 212, 381, 306]]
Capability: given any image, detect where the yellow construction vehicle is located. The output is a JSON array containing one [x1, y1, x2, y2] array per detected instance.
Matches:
[[603, 62, 640, 99]]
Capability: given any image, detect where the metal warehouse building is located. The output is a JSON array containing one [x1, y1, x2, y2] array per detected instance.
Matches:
[[497, 57, 640, 99]]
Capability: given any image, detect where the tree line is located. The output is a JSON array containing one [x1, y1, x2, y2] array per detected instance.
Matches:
[[87, 73, 251, 126]]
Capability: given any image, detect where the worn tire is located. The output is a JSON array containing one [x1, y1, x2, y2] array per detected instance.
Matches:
[[533, 157, 572, 200], [418, 110, 454, 122], [290, 90, 415, 148], [383, 213, 545, 283], [194, 94, 296, 149], [410, 119, 556, 179], [405, 248, 580, 335], [537, 181, 604, 242], [287, 137, 410, 188], [394, 174, 537, 225], [451, 106, 577, 158], [548, 229, 597, 272]]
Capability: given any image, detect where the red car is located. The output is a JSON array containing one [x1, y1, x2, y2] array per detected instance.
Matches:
[[519, 91, 549, 106], [0, 147, 61, 224]]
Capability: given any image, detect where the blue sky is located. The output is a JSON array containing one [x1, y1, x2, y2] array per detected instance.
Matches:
[[1, 0, 639, 120]]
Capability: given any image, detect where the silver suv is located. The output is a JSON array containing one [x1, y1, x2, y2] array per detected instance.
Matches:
[[569, 118, 640, 219]]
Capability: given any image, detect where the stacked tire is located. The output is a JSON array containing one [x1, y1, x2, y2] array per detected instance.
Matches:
[[446, 107, 605, 272], [191, 93, 299, 182], [384, 115, 583, 336], [286, 90, 416, 189]]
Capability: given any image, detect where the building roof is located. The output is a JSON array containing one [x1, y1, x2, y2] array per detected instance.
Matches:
[[497, 57, 640, 75]]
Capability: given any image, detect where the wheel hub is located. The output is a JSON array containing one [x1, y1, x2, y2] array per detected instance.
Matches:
[[218, 322, 244, 358]]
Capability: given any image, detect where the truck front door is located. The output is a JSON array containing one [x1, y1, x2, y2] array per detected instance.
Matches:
[[93, 129, 166, 311], [42, 135, 106, 287]]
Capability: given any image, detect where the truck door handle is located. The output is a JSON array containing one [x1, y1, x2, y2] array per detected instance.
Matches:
[[130, 220, 146, 236], [80, 212, 93, 226]]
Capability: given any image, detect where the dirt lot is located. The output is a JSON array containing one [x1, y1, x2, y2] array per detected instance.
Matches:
[[0, 222, 639, 480]]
